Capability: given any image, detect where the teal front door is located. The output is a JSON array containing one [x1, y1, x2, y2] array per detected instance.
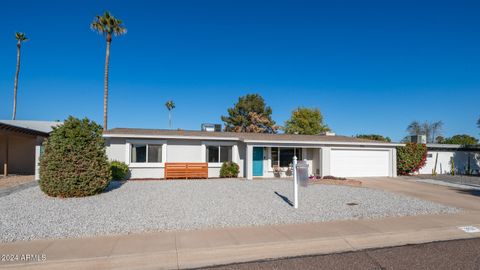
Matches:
[[253, 147, 263, 177]]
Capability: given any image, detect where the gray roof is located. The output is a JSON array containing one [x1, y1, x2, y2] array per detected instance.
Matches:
[[0, 120, 62, 134], [427, 143, 480, 151], [105, 128, 401, 146]]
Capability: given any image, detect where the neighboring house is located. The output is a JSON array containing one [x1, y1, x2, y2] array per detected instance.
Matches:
[[0, 120, 61, 180], [421, 144, 480, 175], [104, 128, 402, 179]]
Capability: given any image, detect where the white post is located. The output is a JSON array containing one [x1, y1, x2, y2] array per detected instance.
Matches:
[[293, 155, 298, 209]]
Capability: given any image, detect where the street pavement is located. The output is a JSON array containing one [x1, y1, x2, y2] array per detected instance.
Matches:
[[201, 238, 480, 270]]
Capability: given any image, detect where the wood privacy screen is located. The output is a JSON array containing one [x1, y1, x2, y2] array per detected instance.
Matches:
[[164, 162, 208, 179]]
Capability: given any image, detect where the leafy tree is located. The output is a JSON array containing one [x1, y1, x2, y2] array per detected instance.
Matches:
[[12, 32, 28, 120], [283, 107, 330, 135], [39, 117, 111, 197], [396, 143, 427, 175], [442, 134, 478, 145], [355, 134, 391, 142], [91, 11, 127, 130], [435, 135, 445, 143], [221, 94, 278, 133], [406, 120, 443, 143], [165, 100, 175, 129]]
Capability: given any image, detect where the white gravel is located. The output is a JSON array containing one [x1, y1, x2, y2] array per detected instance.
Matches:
[[0, 179, 458, 242]]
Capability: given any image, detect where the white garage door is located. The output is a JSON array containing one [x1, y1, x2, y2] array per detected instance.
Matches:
[[330, 149, 390, 177]]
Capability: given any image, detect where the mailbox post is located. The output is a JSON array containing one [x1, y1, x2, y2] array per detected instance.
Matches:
[[293, 156, 309, 209], [293, 156, 298, 209]]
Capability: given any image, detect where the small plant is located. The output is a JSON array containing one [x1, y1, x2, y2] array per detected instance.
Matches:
[[110, 161, 130, 180], [432, 153, 438, 176], [450, 157, 455, 175], [220, 161, 240, 178]]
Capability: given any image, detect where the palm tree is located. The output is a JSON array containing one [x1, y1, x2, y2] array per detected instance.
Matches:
[[407, 120, 443, 143], [91, 11, 127, 131], [12, 32, 28, 120], [430, 121, 443, 143], [407, 121, 422, 135], [165, 100, 175, 129]]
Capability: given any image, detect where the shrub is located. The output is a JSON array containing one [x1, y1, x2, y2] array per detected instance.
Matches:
[[110, 161, 130, 180], [220, 161, 240, 178], [396, 143, 427, 175], [39, 116, 111, 197]]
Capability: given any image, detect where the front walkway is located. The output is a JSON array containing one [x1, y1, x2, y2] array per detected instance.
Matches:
[[1, 178, 480, 270]]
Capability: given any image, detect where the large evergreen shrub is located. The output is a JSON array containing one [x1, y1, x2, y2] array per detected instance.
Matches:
[[396, 143, 427, 175], [39, 117, 111, 197]]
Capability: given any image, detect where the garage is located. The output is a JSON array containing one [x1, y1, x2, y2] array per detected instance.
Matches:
[[330, 148, 391, 177]]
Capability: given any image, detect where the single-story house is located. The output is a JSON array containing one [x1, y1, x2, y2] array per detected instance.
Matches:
[[0, 120, 61, 179], [420, 144, 480, 175], [103, 128, 402, 179]]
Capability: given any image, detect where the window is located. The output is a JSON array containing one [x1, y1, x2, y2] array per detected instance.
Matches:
[[207, 145, 232, 163], [131, 144, 162, 163], [271, 147, 302, 168]]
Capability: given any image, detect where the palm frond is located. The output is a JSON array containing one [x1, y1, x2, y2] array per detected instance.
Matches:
[[15, 32, 28, 42], [90, 11, 127, 37]]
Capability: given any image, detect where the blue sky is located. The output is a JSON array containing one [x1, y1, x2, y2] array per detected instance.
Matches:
[[0, 0, 479, 142]]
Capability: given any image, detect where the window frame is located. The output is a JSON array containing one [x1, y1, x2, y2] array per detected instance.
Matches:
[[270, 147, 302, 168], [206, 145, 233, 163], [126, 139, 167, 167], [202, 141, 236, 165]]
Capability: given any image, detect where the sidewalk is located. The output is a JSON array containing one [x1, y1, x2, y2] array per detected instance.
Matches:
[[1, 178, 480, 270]]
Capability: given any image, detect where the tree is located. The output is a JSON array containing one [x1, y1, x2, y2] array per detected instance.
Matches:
[[477, 117, 480, 130], [221, 94, 278, 133], [12, 32, 28, 120], [406, 120, 443, 143], [165, 100, 175, 129], [39, 117, 111, 197], [91, 11, 127, 131], [355, 134, 391, 142], [442, 134, 478, 145], [283, 107, 330, 135]]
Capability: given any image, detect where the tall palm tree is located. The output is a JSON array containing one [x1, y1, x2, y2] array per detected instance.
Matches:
[[407, 121, 421, 135], [91, 11, 127, 131], [165, 100, 175, 129], [430, 121, 443, 143], [12, 32, 28, 120]]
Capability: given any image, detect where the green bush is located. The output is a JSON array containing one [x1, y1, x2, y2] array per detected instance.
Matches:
[[39, 116, 111, 197], [220, 161, 240, 178], [110, 161, 130, 180], [396, 143, 427, 175]]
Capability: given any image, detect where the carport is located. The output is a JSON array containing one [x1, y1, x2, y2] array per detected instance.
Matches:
[[0, 120, 60, 179]]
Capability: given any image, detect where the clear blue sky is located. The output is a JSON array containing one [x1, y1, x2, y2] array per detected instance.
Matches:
[[0, 0, 479, 142]]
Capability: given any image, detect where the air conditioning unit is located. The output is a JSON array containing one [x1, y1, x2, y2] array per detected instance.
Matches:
[[408, 135, 427, 144], [201, 123, 222, 132]]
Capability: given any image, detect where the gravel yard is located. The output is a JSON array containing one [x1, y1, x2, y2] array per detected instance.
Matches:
[[0, 179, 458, 242]]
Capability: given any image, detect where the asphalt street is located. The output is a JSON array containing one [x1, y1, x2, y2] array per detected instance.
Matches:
[[200, 238, 480, 270]]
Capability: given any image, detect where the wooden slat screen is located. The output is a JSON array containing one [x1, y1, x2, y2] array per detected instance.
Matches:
[[164, 162, 208, 179]]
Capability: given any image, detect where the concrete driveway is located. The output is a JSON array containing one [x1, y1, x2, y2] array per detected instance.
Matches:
[[356, 177, 480, 211]]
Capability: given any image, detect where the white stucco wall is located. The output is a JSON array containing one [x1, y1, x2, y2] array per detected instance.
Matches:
[[105, 137, 244, 179], [167, 139, 203, 162], [420, 150, 480, 175]]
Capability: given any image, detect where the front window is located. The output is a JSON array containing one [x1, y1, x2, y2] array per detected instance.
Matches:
[[271, 147, 302, 168], [207, 145, 232, 163], [131, 144, 162, 163]]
